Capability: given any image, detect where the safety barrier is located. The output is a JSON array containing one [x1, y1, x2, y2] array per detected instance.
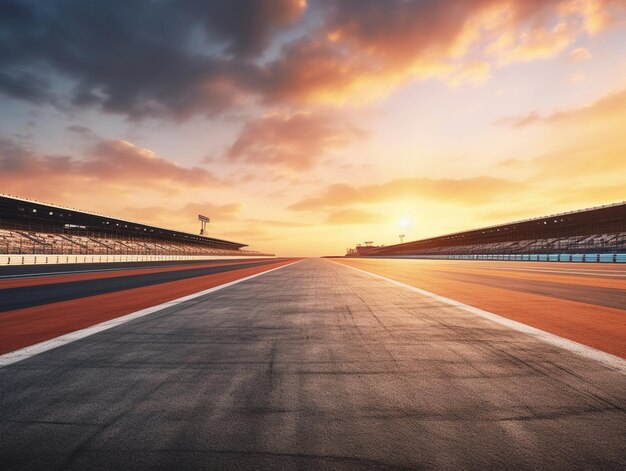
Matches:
[[375, 253, 626, 263], [0, 253, 274, 266]]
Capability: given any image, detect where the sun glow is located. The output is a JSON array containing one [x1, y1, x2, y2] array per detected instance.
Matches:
[[398, 217, 413, 229]]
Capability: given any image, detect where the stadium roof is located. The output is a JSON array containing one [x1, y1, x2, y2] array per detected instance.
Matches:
[[0, 193, 247, 249]]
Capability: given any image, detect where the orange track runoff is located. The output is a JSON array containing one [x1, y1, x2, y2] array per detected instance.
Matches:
[[0, 259, 277, 290], [335, 258, 626, 359], [0, 259, 297, 355]]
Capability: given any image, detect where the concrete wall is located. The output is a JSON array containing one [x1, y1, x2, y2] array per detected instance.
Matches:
[[0, 253, 275, 266]]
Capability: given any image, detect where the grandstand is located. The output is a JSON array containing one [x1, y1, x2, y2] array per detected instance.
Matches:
[[0, 194, 272, 257], [348, 202, 626, 261]]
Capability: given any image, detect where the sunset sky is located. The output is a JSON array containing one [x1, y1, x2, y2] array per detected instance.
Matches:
[[1, 0, 625, 256]]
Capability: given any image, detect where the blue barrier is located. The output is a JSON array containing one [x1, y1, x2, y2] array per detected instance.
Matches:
[[387, 253, 626, 262]]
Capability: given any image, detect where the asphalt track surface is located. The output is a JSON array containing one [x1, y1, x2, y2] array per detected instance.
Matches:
[[336, 258, 626, 358], [1, 259, 625, 470], [0, 258, 294, 354]]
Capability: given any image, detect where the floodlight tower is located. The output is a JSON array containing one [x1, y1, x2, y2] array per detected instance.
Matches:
[[399, 234, 405, 243], [198, 214, 210, 235]]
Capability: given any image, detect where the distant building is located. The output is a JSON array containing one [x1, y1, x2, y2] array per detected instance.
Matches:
[[346, 241, 385, 256]]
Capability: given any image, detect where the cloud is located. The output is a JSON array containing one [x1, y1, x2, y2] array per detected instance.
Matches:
[[0, 69, 55, 104], [534, 141, 626, 178], [1, 0, 624, 118], [495, 87, 626, 184], [261, 0, 624, 105], [494, 112, 542, 128], [570, 0, 625, 34], [289, 176, 526, 211], [225, 111, 366, 169], [66, 125, 99, 140], [87, 140, 220, 186], [324, 209, 381, 225], [447, 60, 491, 87], [0, 0, 265, 119], [487, 21, 576, 66], [495, 87, 626, 128], [569, 47, 592, 61], [186, 0, 306, 57], [0, 136, 220, 200]]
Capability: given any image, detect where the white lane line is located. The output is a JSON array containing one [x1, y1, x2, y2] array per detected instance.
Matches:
[[332, 261, 626, 373], [0, 260, 302, 368]]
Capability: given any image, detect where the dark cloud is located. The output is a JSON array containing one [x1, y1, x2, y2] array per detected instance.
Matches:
[[66, 125, 98, 140], [185, 0, 306, 57], [1, 0, 623, 119], [0, 70, 54, 104], [0, 0, 287, 119]]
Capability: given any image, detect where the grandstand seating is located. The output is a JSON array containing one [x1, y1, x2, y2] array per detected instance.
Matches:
[[350, 202, 625, 258], [0, 228, 268, 256], [353, 232, 626, 257]]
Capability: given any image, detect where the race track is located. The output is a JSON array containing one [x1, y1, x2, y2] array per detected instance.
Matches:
[[335, 258, 626, 358], [1, 259, 625, 470]]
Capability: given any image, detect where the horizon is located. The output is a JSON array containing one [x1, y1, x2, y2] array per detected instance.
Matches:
[[2, 0, 626, 256]]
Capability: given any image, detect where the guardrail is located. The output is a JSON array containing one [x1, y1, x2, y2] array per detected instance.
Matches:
[[372, 253, 626, 263], [0, 253, 275, 266]]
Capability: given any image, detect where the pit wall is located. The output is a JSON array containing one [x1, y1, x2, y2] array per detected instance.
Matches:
[[365, 253, 626, 263], [0, 254, 275, 266]]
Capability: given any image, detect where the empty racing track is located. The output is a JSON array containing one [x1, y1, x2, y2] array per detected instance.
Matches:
[[1, 259, 625, 470], [335, 258, 626, 358]]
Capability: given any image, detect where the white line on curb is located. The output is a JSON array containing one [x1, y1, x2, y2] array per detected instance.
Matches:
[[0, 260, 302, 368], [332, 260, 626, 373]]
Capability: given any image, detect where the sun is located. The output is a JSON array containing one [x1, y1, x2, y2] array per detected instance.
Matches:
[[398, 217, 412, 229]]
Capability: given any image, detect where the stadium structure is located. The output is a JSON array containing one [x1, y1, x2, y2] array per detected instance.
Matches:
[[347, 202, 626, 262], [0, 194, 273, 262]]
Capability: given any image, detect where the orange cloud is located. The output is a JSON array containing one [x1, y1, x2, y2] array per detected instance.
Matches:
[[495, 87, 626, 127], [495, 87, 626, 189], [88, 140, 220, 186], [225, 111, 366, 169], [289, 176, 527, 211], [0, 137, 220, 201], [260, 0, 626, 106], [447, 60, 492, 87], [569, 46, 592, 61], [489, 21, 576, 65]]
